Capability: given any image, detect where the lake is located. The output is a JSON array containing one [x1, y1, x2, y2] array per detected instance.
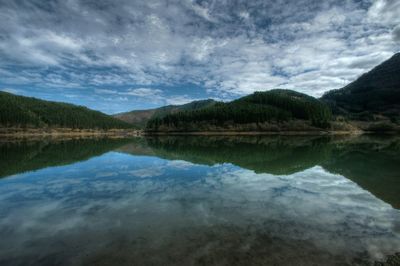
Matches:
[[0, 135, 399, 265]]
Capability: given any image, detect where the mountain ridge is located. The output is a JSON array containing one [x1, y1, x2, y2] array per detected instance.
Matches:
[[2, 53, 399, 133], [322, 52, 400, 121], [113, 52, 400, 131], [113, 99, 217, 128], [145, 89, 333, 132]]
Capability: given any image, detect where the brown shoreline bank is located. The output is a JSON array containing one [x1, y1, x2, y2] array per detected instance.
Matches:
[[0, 128, 142, 139], [1, 125, 399, 138], [144, 130, 363, 136]]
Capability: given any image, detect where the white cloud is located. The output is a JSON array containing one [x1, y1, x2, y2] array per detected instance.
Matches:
[[94, 88, 118, 94], [165, 95, 202, 105], [124, 88, 163, 97], [368, 0, 400, 25], [0, 0, 398, 104]]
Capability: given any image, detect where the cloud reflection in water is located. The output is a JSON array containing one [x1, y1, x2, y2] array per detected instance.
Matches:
[[0, 149, 399, 265]]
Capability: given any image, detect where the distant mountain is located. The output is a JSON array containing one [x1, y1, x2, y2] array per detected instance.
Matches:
[[113, 99, 217, 128], [146, 89, 332, 132], [322, 53, 400, 121], [0, 92, 132, 129], [114, 53, 400, 131]]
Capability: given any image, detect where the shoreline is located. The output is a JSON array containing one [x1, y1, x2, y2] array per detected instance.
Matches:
[[0, 128, 141, 139], [143, 130, 363, 136], [1, 128, 399, 139]]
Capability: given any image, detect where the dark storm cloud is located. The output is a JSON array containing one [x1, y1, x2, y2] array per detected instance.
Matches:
[[0, 0, 399, 112]]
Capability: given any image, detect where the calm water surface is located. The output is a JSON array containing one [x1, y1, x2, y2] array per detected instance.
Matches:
[[0, 136, 399, 265]]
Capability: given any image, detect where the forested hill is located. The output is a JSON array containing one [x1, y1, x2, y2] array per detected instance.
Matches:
[[113, 99, 217, 128], [146, 89, 332, 132], [322, 53, 400, 121], [0, 92, 132, 129]]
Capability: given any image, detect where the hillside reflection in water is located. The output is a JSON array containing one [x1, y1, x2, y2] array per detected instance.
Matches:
[[0, 135, 399, 265]]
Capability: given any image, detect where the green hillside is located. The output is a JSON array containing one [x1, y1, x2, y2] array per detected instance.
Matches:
[[113, 99, 217, 128], [322, 53, 400, 122], [146, 90, 332, 131], [0, 92, 133, 129]]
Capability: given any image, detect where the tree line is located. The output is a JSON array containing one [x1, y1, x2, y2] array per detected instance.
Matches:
[[0, 92, 132, 129], [146, 90, 332, 131]]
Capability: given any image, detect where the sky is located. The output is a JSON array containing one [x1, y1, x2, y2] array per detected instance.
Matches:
[[0, 0, 399, 114]]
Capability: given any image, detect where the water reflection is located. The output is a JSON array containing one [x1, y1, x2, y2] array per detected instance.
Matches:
[[0, 137, 134, 178], [0, 136, 399, 265]]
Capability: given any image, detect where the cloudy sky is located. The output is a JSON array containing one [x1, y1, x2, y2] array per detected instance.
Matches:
[[0, 0, 399, 113]]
